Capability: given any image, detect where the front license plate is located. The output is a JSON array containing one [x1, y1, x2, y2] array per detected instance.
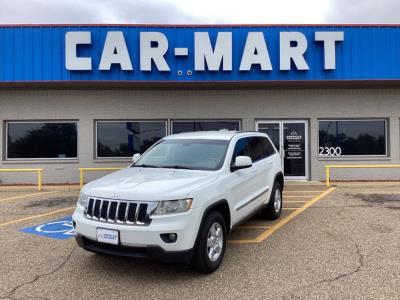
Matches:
[[96, 228, 119, 245]]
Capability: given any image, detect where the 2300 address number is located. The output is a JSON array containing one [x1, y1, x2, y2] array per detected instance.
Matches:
[[319, 146, 342, 156]]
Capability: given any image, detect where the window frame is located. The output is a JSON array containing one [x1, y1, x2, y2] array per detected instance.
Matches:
[[95, 119, 168, 160], [317, 118, 389, 158], [171, 119, 242, 134], [5, 120, 79, 161]]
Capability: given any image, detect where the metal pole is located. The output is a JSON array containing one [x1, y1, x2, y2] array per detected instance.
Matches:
[[326, 167, 330, 187], [80, 169, 84, 189], [38, 169, 43, 192]]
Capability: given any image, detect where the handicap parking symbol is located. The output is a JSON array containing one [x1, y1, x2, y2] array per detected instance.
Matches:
[[21, 216, 74, 240]]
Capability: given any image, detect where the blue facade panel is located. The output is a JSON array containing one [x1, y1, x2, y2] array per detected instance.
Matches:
[[0, 25, 400, 82]]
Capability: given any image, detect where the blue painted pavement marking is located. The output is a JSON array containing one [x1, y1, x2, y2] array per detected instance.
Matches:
[[21, 216, 74, 240]]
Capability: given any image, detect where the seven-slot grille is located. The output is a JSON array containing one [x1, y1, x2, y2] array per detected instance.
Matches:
[[86, 197, 152, 225]]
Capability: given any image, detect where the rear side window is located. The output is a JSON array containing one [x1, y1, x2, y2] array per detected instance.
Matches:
[[248, 137, 265, 162], [261, 137, 276, 157], [232, 136, 274, 164]]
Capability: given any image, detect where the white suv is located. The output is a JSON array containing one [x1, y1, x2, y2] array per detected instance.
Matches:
[[73, 131, 284, 273]]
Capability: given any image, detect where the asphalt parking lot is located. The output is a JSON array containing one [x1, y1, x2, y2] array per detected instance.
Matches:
[[0, 183, 400, 299]]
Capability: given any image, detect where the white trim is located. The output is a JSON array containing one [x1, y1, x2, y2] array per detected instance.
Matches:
[[317, 118, 388, 158], [95, 120, 168, 159], [5, 120, 79, 161], [256, 120, 309, 180]]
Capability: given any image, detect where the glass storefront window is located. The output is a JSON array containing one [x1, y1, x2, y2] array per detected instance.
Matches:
[[171, 120, 240, 134], [96, 121, 167, 158], [318, 119, 387, 157], [7, 122, 78, 159]]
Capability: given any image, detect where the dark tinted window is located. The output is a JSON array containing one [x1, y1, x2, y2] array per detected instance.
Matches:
[[232, 137, 273, 163], [248, 137, 265, 162], [319, 120, 386, 156], [97, 121, 166, 157], [172, 121, 240, 134], [7, 122, 77, 159], [261, 137, 276, 157]]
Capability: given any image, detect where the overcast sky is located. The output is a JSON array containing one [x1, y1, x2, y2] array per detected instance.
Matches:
[[0, 0, 398, 24]]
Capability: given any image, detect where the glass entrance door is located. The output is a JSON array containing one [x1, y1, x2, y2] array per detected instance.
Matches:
[[256, 120, 308, 180]]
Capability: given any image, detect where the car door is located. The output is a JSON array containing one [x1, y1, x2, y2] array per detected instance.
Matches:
[[227, 137, 267, 223], [257, 136, 279, 203], [247, 137, 274, 206]]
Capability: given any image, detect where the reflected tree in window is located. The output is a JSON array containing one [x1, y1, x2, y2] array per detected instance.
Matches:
[[97, 121, 166, 157], [7, 123, 77, 159], [319, 120, 386, 156]]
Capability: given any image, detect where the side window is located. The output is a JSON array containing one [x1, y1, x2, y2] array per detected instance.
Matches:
[[248, 137, 265, 162], [262, 137, 276, 157], [232, 136, 275, 164], [231, 138, 250, 163]]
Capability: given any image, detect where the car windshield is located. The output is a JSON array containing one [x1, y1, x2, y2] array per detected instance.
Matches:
[[133, 139, 230, 171]]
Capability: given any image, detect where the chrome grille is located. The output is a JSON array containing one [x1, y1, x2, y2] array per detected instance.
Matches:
[[86, 197, 153, 225]]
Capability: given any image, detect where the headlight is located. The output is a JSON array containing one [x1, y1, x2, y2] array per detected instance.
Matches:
[[78, 190, 89, 208], [152, 199, 193, 216]]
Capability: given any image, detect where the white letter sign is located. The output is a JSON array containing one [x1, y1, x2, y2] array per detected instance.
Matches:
[[280, 32, 309, 71], [195, 32, 232, 71], [315, 31, 344, 70], [99, 32, 133, 71], [140, 32, 170, 71], [239, 32, 272, 71], [65, 32, 92, 71]]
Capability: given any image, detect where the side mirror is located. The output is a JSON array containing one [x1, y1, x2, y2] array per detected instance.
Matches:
[[231, 156, 252, 171], [132, 153, 141, 164]]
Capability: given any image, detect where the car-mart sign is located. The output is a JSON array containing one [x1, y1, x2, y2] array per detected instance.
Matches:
[[65, 31, 344, 72], [1, 25, 400, 82]]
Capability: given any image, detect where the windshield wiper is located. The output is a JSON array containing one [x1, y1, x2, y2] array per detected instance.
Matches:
[[160, 165, 194, 170], [132, 164, 161, 168]]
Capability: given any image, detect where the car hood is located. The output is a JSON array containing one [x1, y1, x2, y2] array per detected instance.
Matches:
[[83, 167, 218, 201]]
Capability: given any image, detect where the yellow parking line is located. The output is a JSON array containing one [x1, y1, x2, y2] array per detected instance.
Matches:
[[229, 188, 335, 244], [238, 225, 272, 229], [0, 191, 58, 203], [283, 207, 299, 210], [228, 239, 257, 244], [0, 206, 75, 228], [254, 188, 335, 243], [284, 190, 326, 193], [285, 195, 316, 198], [284, 200, 310, 203]]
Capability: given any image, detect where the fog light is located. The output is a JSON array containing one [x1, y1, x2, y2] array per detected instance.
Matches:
[[160, 233, 178, 243], [168, 233, 177, 241]]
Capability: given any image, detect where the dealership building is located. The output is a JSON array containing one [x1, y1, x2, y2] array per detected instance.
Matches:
[[0, 24, 400, 184]]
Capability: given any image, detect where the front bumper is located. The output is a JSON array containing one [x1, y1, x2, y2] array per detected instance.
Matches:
[[75, 234, 193, 264], [72, 204, 201, 255]]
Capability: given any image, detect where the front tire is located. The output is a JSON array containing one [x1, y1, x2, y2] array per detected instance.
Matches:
[[192, 211, 227, 274], [261, 182, 283, 220]]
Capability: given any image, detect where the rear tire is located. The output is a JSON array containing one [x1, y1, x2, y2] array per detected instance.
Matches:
[[192, 211, 227, 274], [261, 182, 283, 220]]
